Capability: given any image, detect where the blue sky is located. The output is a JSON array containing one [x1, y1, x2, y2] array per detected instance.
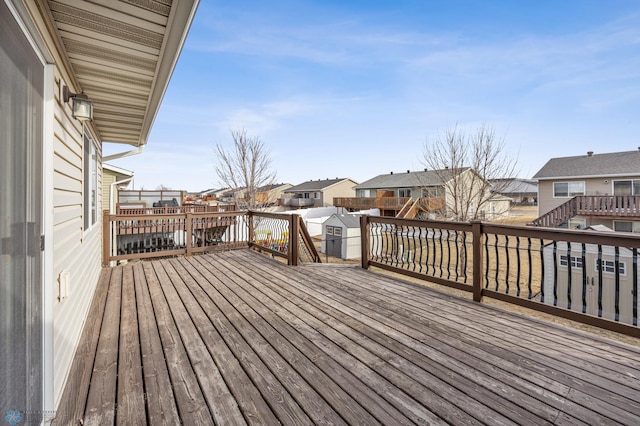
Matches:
[[104, 0, 640, 192]]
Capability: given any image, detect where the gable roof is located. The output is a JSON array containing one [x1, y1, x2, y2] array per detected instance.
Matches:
[[533, 150, 640, 179], [285, 178, 356, 192], [103, 163, 134, 179], [354, 168, 469, 190], [327, 213, 361, 228], [257, 183, 292, 192], [47, 1, 200, 146]]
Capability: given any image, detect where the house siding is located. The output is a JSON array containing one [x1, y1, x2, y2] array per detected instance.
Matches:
[[102, 173, 116, 213], [321, 180, 356, 207], [50, 61, 103, 407]]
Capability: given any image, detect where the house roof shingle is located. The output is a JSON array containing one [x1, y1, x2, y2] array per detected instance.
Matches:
[[354, 168, 469, 190], [285, 178, 355, 192], [533, 150, 640, 179]]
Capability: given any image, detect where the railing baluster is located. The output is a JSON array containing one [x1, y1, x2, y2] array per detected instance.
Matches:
[[597, 245, 603, 317], [633, 248, 638, 326], [526, 237, 532, 299], [484, 234, 490, 289], [504, 235, 510, 294], [539, 238, 545, 303], [515, 236, 521, 297], [454, 231, 459, 282], [431, 227, 437, 276], [462, 231, 468, 284], [581, 243, 587, 314], [446, 229, 451, 280], [438, 228, 444, 278], [552, 241, 558, 306], [615, 246, 621, 322], [566, 242, 572, 310], [494, 234, 500, 291]]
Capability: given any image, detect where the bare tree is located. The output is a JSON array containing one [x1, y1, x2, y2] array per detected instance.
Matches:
[[215, 128, 277, 210], [421, 124, 518, 221], [156, 184, 171, 190]]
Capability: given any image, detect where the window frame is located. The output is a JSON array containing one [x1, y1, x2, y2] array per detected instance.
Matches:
[[553, 181, 585, 198], [595, 259, 626, 276], [83, 128, 98, 231], [559, 255, 583, 269], [613, 179, 640, 196], [398, 188, 412, 198]]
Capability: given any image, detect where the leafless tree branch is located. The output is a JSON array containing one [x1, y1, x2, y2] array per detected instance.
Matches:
[[215, 128, 277, 210], [421, 123, 518, 221]]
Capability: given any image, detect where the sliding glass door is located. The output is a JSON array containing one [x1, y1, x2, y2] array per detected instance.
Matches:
[[0, 1, 44, 418]]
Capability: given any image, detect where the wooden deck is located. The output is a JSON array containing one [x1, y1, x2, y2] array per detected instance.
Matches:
[[54, 250, 640, 425]]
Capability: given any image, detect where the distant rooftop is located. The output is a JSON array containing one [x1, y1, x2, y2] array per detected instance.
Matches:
[[355, 168, 469, 189], [285, 178, 356, 192], [533, 150, 640, 179]]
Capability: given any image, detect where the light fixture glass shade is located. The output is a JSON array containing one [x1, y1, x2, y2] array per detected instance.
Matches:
[[72, 97, 93, 121]]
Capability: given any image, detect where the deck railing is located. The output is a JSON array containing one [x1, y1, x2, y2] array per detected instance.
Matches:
[[530, 195, 640, 227], [360, 215, 640, 338], [103, 210, 321, 266], [247, 211, 321, 265], [116, 202, 234, 215], [334, 197, 411, 210], [102, 210, 247, 265]]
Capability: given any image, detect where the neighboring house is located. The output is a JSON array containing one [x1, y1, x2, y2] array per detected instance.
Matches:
[[200, 187, 231, 201], [1, 0, 198, 417], [343, 169, 510, 220], [531, 150, 640, 231], [256, 183, 293, 206], [492, 178, 538, 205], [102, 164, 134, 214], [283, 178, 358, 208]]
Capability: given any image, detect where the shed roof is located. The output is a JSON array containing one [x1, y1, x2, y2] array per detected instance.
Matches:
[[354, 168, 469, 190], [327, 214, 361, 228], [533, 150, 640, 179], [285, 178, 356, 192]]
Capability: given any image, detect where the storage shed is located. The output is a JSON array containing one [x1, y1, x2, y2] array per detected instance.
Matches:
[[322, 214, 362, 260], [542, 241, 639, 325]]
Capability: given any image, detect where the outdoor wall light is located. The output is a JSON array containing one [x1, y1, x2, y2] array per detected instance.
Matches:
[[63, 85, 93, 121]]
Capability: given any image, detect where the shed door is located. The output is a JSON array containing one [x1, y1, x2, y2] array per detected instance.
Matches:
[[1, 2, 44, 416], [326, 226, 342, 258]]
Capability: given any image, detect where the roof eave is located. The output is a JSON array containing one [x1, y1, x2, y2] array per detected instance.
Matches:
[[137, 0, 200, 147]]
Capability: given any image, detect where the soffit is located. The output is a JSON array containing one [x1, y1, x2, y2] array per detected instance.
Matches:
[[46, 0, 198, 146]]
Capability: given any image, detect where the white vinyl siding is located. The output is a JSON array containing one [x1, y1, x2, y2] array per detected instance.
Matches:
[[52, 69, 102, 406]]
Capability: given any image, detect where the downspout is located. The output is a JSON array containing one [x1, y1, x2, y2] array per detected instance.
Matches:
[[108, 176, 133, 267], [103, 143, 145, 162], [110, 176, 134, 214]]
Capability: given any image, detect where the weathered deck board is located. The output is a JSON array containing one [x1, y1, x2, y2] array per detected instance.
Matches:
[[55, 250, 640, 425], [84, 266, 122, 425], [116, 265, 145, 425], [303, 262, 640, 420], [296, 257, 640, 424], [216, 253, 556, 425], [52, 269, 111, 426], [132, 262, 180, 425], [142, 261, 214, 424]]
